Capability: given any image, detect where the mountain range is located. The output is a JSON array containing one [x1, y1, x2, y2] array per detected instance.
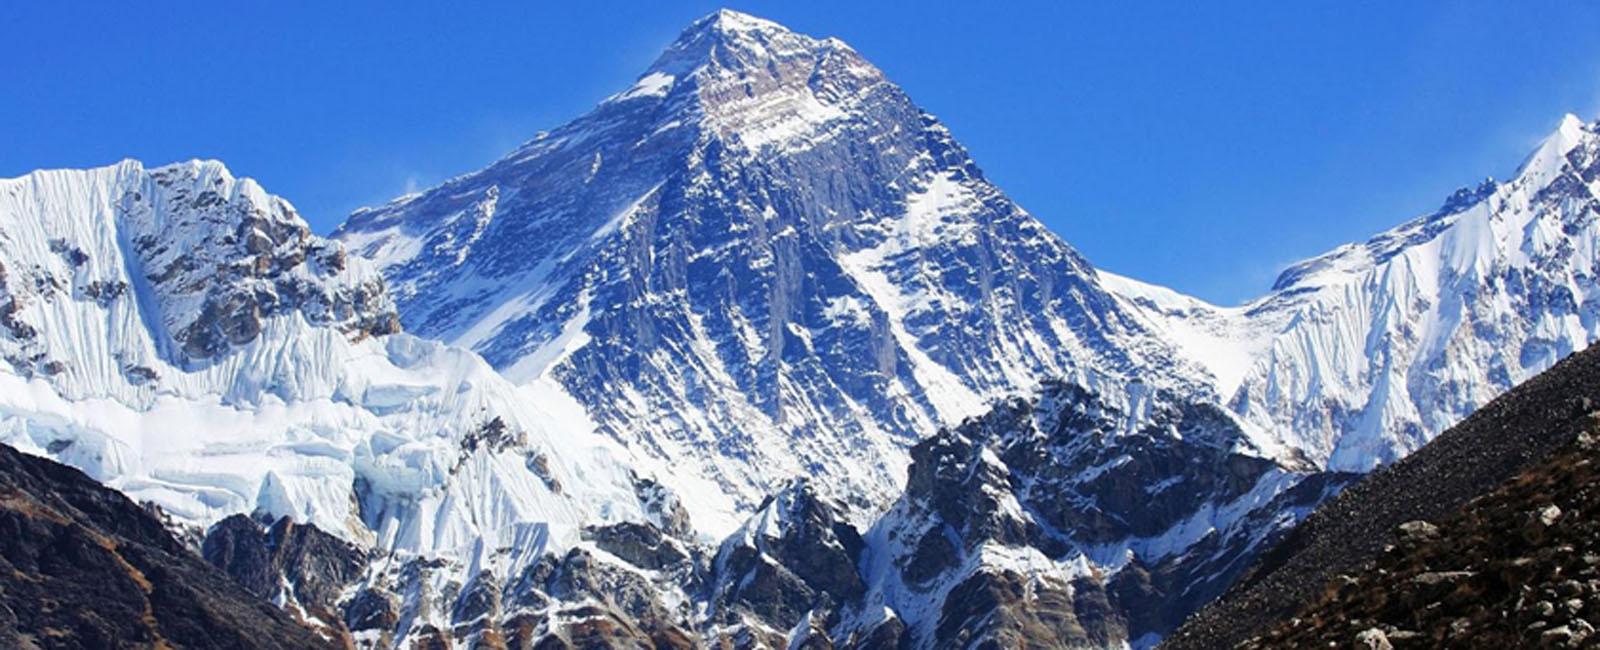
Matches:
[[1, 9, 1597, 648]]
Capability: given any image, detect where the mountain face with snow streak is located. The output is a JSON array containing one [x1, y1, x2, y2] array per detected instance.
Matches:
[[0, 160, 652, 561], [8, 8, 1600, 650], [335, 10, 1185, 523], [1110, 114, 1600, 473]]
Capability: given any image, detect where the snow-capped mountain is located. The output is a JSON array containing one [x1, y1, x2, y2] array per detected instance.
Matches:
[[0, 159, 654, 561], [6, 7, 1600, 650], [1109, 113, 1600, 472], [335, 9, 1188, 525]]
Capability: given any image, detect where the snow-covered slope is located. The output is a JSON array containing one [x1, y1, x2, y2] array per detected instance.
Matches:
[[1109, 114, 1600, 472], [336, 9, 1189, 523], [0, 160, 652, 561]]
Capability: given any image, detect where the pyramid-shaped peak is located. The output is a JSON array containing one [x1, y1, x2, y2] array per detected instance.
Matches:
[[696, 8, 790, 36], [649, 9, 854, 77]]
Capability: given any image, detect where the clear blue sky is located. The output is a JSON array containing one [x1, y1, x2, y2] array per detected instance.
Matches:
[[6, 2, 1600, 304]]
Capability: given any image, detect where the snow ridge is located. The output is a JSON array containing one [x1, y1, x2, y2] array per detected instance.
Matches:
[[1109, 114, 1600, 471]]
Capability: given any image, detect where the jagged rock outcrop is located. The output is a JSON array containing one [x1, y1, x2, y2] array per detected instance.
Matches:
[[707, 480, 870, 642], [842, 380, 1351, 648], [203, 514, 371, 638], [0, 160, 396, 377], [0, 443, 336, 649]]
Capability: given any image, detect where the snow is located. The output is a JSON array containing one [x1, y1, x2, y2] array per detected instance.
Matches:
[[11, 11, 1600, 649], [608, 71, 675, 103], [0, 161, 652, 563], [1097, 269, 1268, 397], [1105, 113, 1600, 471]]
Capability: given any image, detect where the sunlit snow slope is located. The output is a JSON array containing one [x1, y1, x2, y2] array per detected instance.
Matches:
[[1108, 114, 1600, 471], [0, 160, 652, 557]]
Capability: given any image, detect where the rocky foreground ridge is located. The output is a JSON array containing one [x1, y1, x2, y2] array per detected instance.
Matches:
[[1164, 343, 1600, 649], [0, 442, 335, 649]]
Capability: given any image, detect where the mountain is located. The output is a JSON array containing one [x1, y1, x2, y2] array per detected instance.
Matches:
[[1108, 114, 1600, 472], [320, 8, 1600, 646], [5, 7, 1600, 650], [842, 380, 1352, 647], [0, 441, 337, 649], [334, 9, 1196, 524], [1163, 337, 1600, 649], [0, 159, 657, 561]]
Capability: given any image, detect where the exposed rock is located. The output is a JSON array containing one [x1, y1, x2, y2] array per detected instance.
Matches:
[[710, 480, 868, 633], [1355, 627, 1393, 650], [582, 521, 690, 570], [202, 513, 369, 636], [0, 443, 335, 648], [866, 380, 1350, 646], [1396, 520, 1440, 544]]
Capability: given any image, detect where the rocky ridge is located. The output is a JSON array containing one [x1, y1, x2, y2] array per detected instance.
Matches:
[[0, 442, 337, 649]]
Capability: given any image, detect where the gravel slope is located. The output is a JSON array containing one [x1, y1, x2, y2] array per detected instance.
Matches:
[[1163, 345, 1600, 649]]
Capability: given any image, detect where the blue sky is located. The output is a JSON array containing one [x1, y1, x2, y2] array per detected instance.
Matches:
[[5, 2, 1600, 304]]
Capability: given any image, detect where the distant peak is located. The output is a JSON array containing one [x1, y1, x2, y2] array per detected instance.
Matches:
[[1513, 112, 1595, 190]]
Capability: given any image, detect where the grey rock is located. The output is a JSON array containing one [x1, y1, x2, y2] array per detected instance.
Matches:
[[1355, 627, 1392, 650]]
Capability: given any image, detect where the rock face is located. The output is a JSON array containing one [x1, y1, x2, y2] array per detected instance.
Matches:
[[0, 160, 395, 377], [1164, 343, 1600, 650], [843, 381, 1352, 648], [0, 159, 656, 562], [707, 481, 870, 640], [203, 514, 371, 638], [0, 442, 336, 649], [335, 9, 1182, 520], [197, 511, 705, 649]]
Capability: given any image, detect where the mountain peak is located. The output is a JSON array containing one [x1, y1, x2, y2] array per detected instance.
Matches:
[[692, 8, 789, 38], [1514, 112, 1594, 189], [644, 9, 853, 80]]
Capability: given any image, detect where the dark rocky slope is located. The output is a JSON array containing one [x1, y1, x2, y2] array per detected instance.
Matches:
[[1163, 344, 1600, 649], [0, 443, 335, 649], [1243, 423, 1600, 648]]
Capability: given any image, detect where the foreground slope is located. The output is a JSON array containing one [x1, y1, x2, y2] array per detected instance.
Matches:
[[1245, 426, 1600, 648], [1111, 115, 1600, 472], [336, 9, 1197, 517], [0, 442, 335, 649], [1163, 343, 1600, 649]]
